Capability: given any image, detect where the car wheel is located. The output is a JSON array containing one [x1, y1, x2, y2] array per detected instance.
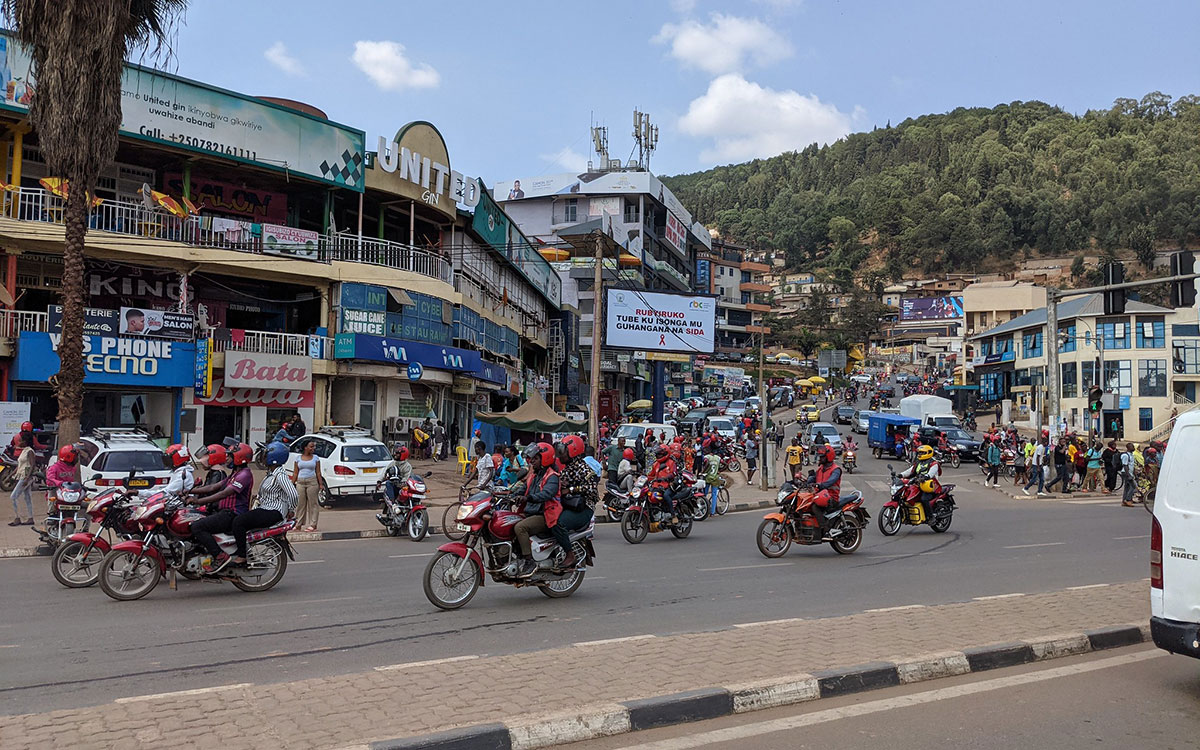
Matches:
[[317, 486, 332, 508]]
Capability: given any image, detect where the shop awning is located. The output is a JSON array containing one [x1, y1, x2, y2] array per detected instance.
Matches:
[[387, 287, 414, 306], [476, 392, 587, 433]]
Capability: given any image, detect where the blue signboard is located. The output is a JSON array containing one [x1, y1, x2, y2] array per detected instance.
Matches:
[[340, 282, 388, 312], [16, 332, 197, 387], [407, 362, 424, 382], [695, 259, 710, 291], [1119, 395, 1131, 410], [477, 360, 507, 386], [333, 333, 481, 373]]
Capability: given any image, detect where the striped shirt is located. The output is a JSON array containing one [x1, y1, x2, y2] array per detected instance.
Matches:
[[256, 467, 298, 518]]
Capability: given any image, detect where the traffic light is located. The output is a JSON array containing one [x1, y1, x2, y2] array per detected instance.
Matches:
[[1088, 385, 1103, 413], [1102, 262, 1125, 315], [1170, 251, 1196, 308]]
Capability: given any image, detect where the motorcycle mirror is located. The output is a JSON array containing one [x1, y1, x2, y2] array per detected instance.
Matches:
[[91, 473, 102, 482]]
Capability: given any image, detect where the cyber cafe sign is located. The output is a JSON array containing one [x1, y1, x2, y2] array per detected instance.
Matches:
[[373, 135, 481, 210]]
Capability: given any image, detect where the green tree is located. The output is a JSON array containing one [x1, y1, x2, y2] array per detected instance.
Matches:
[[1070, 254, 1086, 280]]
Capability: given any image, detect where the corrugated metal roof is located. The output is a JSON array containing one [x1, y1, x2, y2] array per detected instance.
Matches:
[[968, 294, 1172, 340]]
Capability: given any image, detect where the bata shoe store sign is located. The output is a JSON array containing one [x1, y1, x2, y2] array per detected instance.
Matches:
[[223, 352, 312, 391], [198, 378, 315, 409]]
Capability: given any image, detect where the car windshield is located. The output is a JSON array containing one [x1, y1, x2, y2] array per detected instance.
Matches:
[[708, 419, 734, 431], [837, 406, 855, 414], [812, 425, 838, 437], [342, 444, 389, 462], [716, 400, 730, 408], [729, 401, 746, 410], [684, 409, 710, 420], [100, 450, 167, 473], [945, 429, 971, 440]]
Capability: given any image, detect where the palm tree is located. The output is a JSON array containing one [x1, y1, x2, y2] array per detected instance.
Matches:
[[3, 1, 186, 443]]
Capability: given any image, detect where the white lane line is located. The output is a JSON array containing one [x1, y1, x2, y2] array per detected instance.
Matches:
[[732, 618, 805, 629], [1067, 583, 1111, 590], [697, 563, 792, 572], [1114, 535, 1149, 540], [864, 604, 926, 613], [115, 683, 252, 703], [574, 635, 656, 648], [1064, 499, 1121, 505], [1003, 542, 1066, 549], [973, 593, 1026, 600], [199, 595, 361, 613], [388, 553, 432, 558], [375, 655, 479, 672], [612, 649, 1164, 750], [291, 559, 325, 565]]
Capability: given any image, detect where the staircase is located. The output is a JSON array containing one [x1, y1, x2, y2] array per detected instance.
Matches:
[[1150, 392, 1199, 443]]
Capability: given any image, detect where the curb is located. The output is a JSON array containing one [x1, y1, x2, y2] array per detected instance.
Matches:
[[964, 476, 1110, 502], [368, 622, 1151, 750]]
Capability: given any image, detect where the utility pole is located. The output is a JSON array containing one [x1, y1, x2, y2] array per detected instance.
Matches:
[[758, 326, 768, 490], [1046, 287, 1059, 437], [589, 231, 603, 449]]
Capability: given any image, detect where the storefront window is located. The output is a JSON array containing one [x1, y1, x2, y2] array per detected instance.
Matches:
[[359, 380, 376, 433], [1173, 339, 1200, 374], [1138, 359, 1167, 397], [1061, 362, 1077, 398], [1081, 361, 1096, 389], [1139, 408, 1153, 432], [1103, 359, 1132, 396], [1136, 318, 1165, 349], [1014, 368, 1031, 387], [1098, 320, 1130, 350]]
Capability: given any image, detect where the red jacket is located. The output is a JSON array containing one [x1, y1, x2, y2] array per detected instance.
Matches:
[[647, 457, 677, 487], [813, 462, 841, 504]]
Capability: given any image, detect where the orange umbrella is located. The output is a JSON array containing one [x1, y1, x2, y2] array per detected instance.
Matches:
[[181, 196, 203, 216], [539, 247, 569, 262], [617, 253, 641, 266], [149, 189, 187, 219], [39, 177, 102, 207]]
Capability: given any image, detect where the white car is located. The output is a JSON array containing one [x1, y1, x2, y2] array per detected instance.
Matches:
[[706, 417, 737, 441], [283, 426, 391, 506], [1151, 411, 1200, 660], [76, 429, 172, 493], [725, 400, 748, 418], [613, 422, 678, 444]]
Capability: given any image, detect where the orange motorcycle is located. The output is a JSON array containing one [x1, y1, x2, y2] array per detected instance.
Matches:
[[756, 480, 869, 557]]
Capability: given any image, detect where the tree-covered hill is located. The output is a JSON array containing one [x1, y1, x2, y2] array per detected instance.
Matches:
[[662, 93, 1200, 280]]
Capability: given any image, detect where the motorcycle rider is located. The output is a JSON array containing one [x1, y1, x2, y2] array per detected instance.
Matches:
[[188, 442, 255, 574], [138, 443, 196, 499], [229, 441, 297, 568], [513, 442, 560, 578], [616, 448, 637, 493], [646, 444, 682, 521], [899, 444, 942, 520], [809, 445, 844, 530], [551, 435, 596, 569], [9, 420, 47, 456], [200, 444, 229, 486], [377, 445, 413, 501], [45, 444, 81, 502]]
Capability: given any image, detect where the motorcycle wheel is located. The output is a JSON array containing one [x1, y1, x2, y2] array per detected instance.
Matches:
[[407, 509, 429, 541], [671, 515, 693, 538], [231, 538, 288, 592], [0, 469, 15, 492], [692, 495, 710, 521], [716, 487, 731, 515], [254, 450, 267, 470], [727, 458, 741, 472], [949, 453, 961, 469], [441, 502, 467, 541], [877, 506, 903, 536], [620, 508, 649, 544], [423, 549, 480, 610], [539, 569, 585, 598], [756, 517, 791, 558], [98, 549, 160, 601], [52, 539, 103, 588], [829, 517, 863, 554], [606, 503, 623, 524], [929, 508, 953, 533], [873, 448, 882, 459], [845, 463, 855, 474]]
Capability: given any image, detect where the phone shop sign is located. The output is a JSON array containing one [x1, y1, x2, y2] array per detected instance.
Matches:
[[16, 332, 196, 387]]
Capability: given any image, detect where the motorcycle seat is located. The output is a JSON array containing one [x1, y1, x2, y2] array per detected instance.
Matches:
[[840, 491, 862, 505]]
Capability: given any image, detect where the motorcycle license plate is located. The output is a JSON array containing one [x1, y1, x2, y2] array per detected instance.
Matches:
[[362, 468, 378, 474], [127, 478, 151, 488], [57, 504, 80, 511], [455, 523, 469, 532]]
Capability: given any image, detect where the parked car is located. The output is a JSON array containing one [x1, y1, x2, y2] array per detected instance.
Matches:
[[834, 405, 856, 425], [804, 422, 843, 455], [1151, 410, 1200, 660], [283, 426, 391, 506], [679, 407, 719, 435], [613, 422, 678, 444], [706, 417, 738, 441], [852, 410, 874, 434], [76, 428, 172, 492], [726, 400, 748, 419]]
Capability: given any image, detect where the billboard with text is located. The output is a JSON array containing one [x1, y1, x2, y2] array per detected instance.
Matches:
[[605, 289, 715, 355], [900, 295, 963, 321]]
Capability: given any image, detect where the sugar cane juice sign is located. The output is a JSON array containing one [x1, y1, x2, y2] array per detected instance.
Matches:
[[604, 289, 715, 355]]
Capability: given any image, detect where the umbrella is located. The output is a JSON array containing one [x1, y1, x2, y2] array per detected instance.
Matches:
[[796, 379, 815, 388], [627, 399, 653, 410], [539, 248, 569, 262], [476, 392, 587, 434], [148, 189, 187, 219], [617, 253, 641, 266], [809, 376, 827, 383], [39, 177, 102, 207], [181, 196, 203, 216]]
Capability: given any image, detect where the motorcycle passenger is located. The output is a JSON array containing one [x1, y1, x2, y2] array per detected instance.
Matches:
[[616, 448, 637, 493], [809, 445, 843, 526], [46, 444, 81, 502], [200, 444, 229, 486], [140, 443, 196, 499], [899, 444, 941, 520], [499, 443, 527, 486], [9, 420, 47, 456], [514, 442, 560, 577], [646, 445, 681, 520], [551, 436, 596, 569], [378, 445, 413, 501], [229, 441, 297, 568], [189, 442, 255, 574]]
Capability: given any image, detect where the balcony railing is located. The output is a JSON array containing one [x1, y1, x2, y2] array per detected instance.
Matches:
[[3, 187, 453, 285], [0, 309, 48, 338], [206, 329, 333, 359]]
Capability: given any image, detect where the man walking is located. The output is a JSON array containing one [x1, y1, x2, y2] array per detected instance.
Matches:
[[1045, 437, 1072, 494], [1120, 442, 1138, 507], [432, 420, 445, 462], [1022, 436, 1047, 496]]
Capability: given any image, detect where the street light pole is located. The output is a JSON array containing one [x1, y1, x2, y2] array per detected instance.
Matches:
[[589, 232, 603, 450], [1046, 287, 1059, 436], [758, 327, 767, 490]]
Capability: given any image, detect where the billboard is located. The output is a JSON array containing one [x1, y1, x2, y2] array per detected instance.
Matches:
[[605, 289, 716, 354], [900, 295, 963, 321]]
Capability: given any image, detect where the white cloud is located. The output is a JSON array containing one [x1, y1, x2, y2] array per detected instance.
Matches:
[[264, 41, 304, 76], [540, 146, 588, 172], [755, 0, 804, 9], [653, 14, 792, 75], [351, 40, 439, 91], [678, 74, 854, 163]]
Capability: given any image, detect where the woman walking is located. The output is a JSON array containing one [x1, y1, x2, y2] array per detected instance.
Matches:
[[1012, 438, 1027, 486], [291, 440, 322, 532], [8, 434, 35, 526], [1083, 441, 1104, 492]]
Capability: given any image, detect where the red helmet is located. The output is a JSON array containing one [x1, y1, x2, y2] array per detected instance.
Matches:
[[394, 445, 409, 461], [229, 442, 253, 467], [58, 444, 78, 464], [533, 441, 556, 468], [203, 444, 227, 467], [818, 445, 836, 464], [645, 428, 655, 437], [20, 421, 32, 433], [623, 448, 635, 460], [1146, 447, 1158, 456], [559, 435, 585, 461], [166, 443, 190, 468], [673, 435, 684, 444]]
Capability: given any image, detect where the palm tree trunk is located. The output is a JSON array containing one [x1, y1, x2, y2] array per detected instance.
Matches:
[[55, 189, 87, 445]]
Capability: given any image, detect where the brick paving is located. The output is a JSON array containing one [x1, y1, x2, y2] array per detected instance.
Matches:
[[0, 580, 1148, 749]]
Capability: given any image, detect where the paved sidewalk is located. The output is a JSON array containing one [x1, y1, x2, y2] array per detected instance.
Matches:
[[0, 581, 1147, 749]]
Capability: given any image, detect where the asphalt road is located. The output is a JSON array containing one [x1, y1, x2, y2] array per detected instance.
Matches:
[[567, 645, 1200, 750]]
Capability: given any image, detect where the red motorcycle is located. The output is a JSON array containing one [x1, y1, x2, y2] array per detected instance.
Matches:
[[879, 466, 957, 535], [96, 492, 295, 601], [757, 480, 869, 556], [423, 489, 596, 610], [36, 481, 93, 549], [50, 486, 140, 587], [375, 475, 430, 540], [620, 472, 699, 543]]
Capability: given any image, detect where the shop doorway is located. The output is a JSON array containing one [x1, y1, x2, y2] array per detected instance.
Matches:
[[1102, 410, 1124, 440], [203, 406, 242, 445]]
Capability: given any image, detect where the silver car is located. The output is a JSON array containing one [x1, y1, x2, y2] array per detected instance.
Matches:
[[852, 410, 873, 434], [805, 422, 843, 454]]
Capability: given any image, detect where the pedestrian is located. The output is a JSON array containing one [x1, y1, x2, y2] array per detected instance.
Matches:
[[449, 420, 460, 457], [462, 440, 494, 491], [983, 436, 1001, 488], [411, 422, 430, 460], [785, 437, 804, 480], [1045, 437, 1072, 494], [1083, 441, 1104, 492], [605, 436, 626, 482], [1022, 437, 1047, 496], [1012, 438, 1027, 486], [431, 420, 445, 462], [1101, 440, 1118, 494], [8, 434, 35, 525], [290, 439, 322, 532], [1120, 442, 1138, 507], [288, 412, 307, 438], [744, 433, 758, 485]]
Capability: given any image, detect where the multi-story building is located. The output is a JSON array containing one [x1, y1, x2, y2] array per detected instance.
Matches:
[[0, 37, 557, 452], [697, 237, 770, 359]]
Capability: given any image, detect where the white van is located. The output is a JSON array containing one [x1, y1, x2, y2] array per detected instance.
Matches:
[[1151, 411, 1200, 659]]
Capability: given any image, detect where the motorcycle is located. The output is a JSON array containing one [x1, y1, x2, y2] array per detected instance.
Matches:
[[843, 448, 858, 474], [620, 472, 699, 543], [375, 475, 430, 541], [96, 492, 295, 601], [36, 481, 91, 549], [422, 488, 595, 610], [1, 450, 48, 493], [603, 476, 640, 523], [878, 466, 957, 535], [935, 445, 962, 469], [757, 480, 869, 556], [689, 475, 711, 521], [51, 486, 141, 587]]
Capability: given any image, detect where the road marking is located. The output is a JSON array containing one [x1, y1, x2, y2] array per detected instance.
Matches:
[[1003, 542, 1066, 549], [375, 655, 479, 672], [199, 595, 361, 612], [115, 683, 252, 703], [866, 480, 890, 492], [291, 559, 325, 565], [1064, 499, 1121, 505], [697, 563, 792, 572], [1114, 535, 1149, 540], [574, 635, 656, 648], [612, 649, 1164, 749], [973, 593, 1026, 600], [732, 618, 805, 629], [1067, 583, 1111, 590], [863, 604, 926, 613], [388, 553, 432, 558]]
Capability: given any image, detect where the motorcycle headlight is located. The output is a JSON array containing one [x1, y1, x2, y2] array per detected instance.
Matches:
[[776, 489, 789, 503], [455, 504, 471, 521]]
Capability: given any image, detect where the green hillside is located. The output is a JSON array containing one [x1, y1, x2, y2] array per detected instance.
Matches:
[[662, 93, 1200, 280]]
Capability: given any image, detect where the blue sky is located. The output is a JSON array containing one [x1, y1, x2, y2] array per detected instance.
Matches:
[[170, 0, 1200, 184]]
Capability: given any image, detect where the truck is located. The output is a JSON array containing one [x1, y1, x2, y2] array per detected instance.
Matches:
[[898, 394, 961, 430]]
